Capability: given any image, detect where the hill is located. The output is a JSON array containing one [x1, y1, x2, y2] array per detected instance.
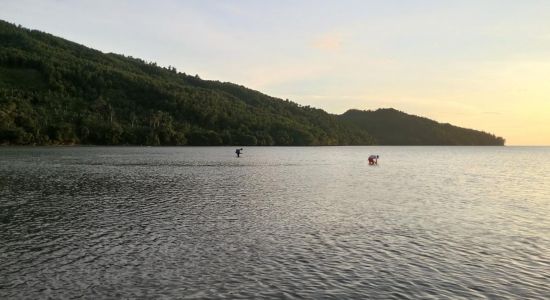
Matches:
[[0, 20, 375, 146], [339, 109, 505, 145], [0, 20, 504, 146]]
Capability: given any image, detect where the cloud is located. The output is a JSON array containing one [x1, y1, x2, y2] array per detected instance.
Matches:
[[311, 32, 343, 51]]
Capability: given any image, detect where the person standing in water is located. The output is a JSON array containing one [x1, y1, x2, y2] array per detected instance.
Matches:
[[235, 148, 243, 157], [368, 154, 379, 165]]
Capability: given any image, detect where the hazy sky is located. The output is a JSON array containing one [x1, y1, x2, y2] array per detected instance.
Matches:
[[2, 0, 550, 145]]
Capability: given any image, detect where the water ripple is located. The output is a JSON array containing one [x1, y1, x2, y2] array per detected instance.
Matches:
[[1, 146, 549, 299]]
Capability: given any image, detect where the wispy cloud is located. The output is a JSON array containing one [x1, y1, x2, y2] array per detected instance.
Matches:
[[311, 32, 343, 52]]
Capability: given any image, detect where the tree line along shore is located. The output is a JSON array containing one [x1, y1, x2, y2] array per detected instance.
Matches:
[[0, 20, 505, 146]]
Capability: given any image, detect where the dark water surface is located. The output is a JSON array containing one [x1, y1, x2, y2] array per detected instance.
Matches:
[[1, 147, 549, 299]]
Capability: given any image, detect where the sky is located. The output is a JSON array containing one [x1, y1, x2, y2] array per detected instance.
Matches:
[[1, 0, 550, 145]]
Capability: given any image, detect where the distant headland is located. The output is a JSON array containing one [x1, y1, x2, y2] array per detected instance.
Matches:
[[0, 20, 505, 146]]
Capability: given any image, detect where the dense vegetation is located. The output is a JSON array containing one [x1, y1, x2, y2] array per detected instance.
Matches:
[[339, 109, 505, 145], [0, 20, 504, 146], [0, 20, 375, 146]]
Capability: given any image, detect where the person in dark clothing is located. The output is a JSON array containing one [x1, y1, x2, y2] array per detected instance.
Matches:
[[235, 148, 243, 157], [368, 154, 379, 165]]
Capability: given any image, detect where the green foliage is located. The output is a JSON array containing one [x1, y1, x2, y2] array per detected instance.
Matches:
[[0, 20, 504, 146], [339, 109, 505, 145], [0, 20, 375, 146]]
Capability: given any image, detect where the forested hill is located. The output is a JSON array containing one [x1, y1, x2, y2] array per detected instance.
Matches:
[[0, 20, 504, 146], [0, 20, 377, 146], [339, 109, 505, 145]]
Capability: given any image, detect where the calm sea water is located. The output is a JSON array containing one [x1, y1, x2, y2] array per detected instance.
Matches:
[[1, 146, 549, 299]]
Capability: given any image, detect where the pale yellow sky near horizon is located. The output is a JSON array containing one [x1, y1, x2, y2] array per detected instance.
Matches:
[[241, 52, 550, 145], [1, 0, 550, 145]]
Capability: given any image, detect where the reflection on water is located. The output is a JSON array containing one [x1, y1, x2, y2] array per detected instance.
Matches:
[[1, 147, 549, 299]]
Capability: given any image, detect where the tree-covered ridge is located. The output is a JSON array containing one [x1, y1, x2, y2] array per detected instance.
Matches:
[[0, 20, 504, 146], [0, 20, 374, 146], [339, 109, 505, 145]]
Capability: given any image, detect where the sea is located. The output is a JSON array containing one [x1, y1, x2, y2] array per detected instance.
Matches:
[[1, 146, 549, 299]]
